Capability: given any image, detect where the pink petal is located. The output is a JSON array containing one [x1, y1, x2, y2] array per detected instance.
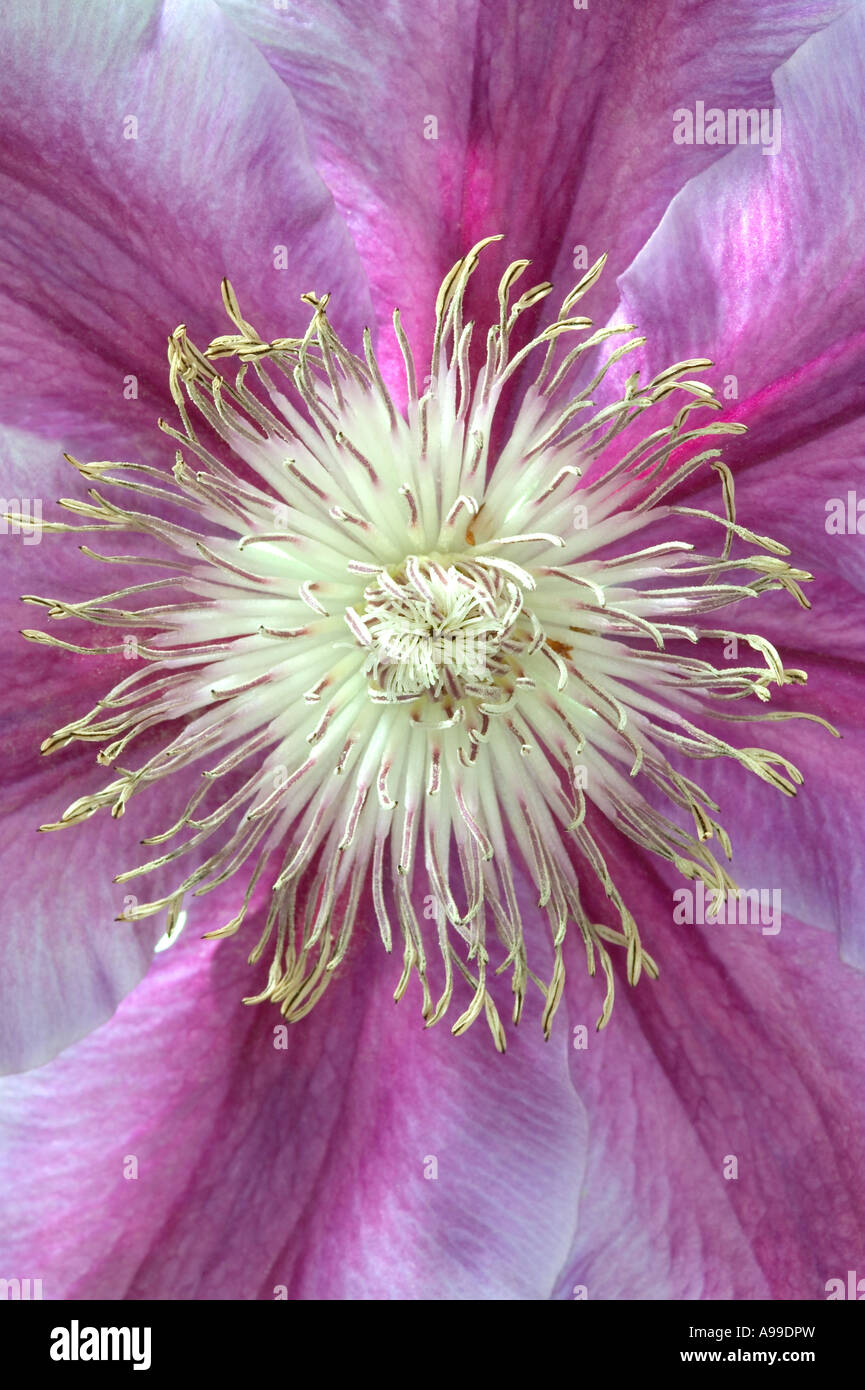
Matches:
[[611, 3, 865, 560], [600, 5, 865, 964], [555, 830, 865, 1298], [0, 0, 373, 459], [677, 643, 865, 969], [216, 0, 849, 382], [0, 930, 584, 1299]]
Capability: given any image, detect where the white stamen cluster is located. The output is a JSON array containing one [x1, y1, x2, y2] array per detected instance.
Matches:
[[351, 559, 506, 698], [21, 238, 833, 1048]]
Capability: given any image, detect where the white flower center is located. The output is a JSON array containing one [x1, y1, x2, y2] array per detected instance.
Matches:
[[20, 239, 835, 1049]]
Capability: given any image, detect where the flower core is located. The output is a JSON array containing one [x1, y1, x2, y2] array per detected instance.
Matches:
[[22, 237, 834, 1048]]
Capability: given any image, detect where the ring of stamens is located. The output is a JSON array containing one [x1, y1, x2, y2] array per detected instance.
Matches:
[[14, 237, 836, 1050]]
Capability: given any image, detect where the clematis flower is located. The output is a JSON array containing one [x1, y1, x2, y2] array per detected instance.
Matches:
[[1, 0, 864, 1301]]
